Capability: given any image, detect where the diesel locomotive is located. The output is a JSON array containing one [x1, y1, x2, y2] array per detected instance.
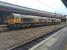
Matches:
[[7, 13, 61, 29]]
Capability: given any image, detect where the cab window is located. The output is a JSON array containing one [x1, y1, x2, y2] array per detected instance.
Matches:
[[8, 15, 14, 19]]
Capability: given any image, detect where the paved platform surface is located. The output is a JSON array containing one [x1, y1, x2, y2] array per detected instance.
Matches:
[[29, 26, 67, 50]]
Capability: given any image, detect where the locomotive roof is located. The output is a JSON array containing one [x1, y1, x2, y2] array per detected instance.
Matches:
[[12, 13, 48, 19]]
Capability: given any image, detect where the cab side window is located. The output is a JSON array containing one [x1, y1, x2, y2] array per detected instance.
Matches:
[[12, 16, 14, 19], [8, 15, 14, 19]]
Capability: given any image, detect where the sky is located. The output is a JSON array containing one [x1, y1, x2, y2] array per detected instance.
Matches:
[[0, 0, 67, 15]]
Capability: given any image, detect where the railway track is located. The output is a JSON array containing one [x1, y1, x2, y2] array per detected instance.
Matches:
[[0, 25, 7, 32], [0, 24, 58, 33], [0, 24, 66, 50], [0, 23, 66, 33], [0, 25, 46, 33]]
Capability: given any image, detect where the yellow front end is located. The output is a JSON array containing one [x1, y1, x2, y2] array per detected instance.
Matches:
[[8, 19, 15, 24], [8, 16, 22, 25]]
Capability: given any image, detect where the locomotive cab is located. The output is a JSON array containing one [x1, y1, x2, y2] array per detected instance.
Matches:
[[8, 15, 22, 25]]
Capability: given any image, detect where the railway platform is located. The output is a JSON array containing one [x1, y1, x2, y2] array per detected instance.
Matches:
[[29, 25, 67, 50], [0, 24, 65, 50], [0, 23, 65, 50]]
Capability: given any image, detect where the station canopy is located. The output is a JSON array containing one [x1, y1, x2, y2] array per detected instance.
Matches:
[[61, 0, 67, 7], [0, 1, 66, 19]]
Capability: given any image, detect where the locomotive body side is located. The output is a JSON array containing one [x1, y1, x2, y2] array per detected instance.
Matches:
[[7, 13, 61, 29]]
